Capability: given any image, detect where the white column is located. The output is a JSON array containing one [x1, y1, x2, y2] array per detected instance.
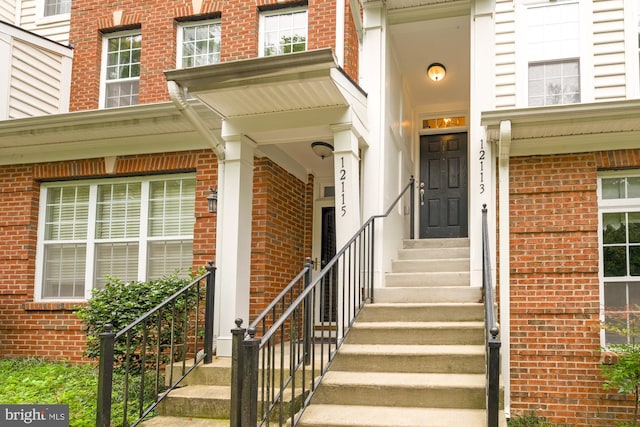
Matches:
[[215, 131, 255, 357]]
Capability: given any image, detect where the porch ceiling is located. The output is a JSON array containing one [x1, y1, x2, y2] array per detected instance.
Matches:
[[0, 102, 221, 166], [481, 100, 640, 156]]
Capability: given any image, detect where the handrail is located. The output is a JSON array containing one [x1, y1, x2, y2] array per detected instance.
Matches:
[[482, 205, 501, 427], [96, 264, 216, 427], [231, 177, 415, 427]]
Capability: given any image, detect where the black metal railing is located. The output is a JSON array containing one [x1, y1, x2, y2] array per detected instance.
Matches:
[[482, 205, 501, 427], [231, 177, 415, 427], [96, 264, 216, 427]]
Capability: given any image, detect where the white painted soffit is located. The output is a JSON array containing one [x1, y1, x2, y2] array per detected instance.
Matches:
[[0, 101, 221, 166], [385, 0, 471, 24], [164, 48, 367, 122], [481, 100, 640, 157]]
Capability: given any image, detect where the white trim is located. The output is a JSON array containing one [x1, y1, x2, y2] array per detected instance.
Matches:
[[335, 0, 345, 67], [35, 0, 71, 26]]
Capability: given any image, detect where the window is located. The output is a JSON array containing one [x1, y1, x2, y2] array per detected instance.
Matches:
[[36, 175, 195, 300], [600, 174, 640, 344], [259, 7, 307, 57], [101, 31, 141, 108], [526, 2, 580, 106], [43, 0, 71, 16], [177, 20, 221, 68]]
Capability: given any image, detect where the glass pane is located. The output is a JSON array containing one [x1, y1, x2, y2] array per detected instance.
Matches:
[[45, 186, 90, 240], [603, 213, 626, 244], [631, 246, 640, 276], [94, 242, 139, 288], [630, 213, 640, 243], [630, 282, 640, 307], [147, 240, 193, 278], [42, 244, 86, 299], [604, 246, 627, 277], [605, 282, 627, 309], [603, 178, 625, 199], [628, 177, 640, 198]]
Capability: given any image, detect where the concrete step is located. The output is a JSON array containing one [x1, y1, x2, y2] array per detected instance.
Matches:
[[312, 371, 486, 409], [139, 416, 229, 427], [398, 246, 469, 260], [385, 271, 470, 287], [403, 238, 469, 250], [375, 286, 481, 304], [298, 405, 489, 427], [330, 344, 485, 374], [167, 358, 231, 387], [345, 321, 484, 345], [157, 385, 230, 419], [391, 258, 470, 273], [356, 302, 483, 322]]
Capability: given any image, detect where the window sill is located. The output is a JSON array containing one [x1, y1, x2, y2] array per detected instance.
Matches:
[[23, 301, 86, 311]]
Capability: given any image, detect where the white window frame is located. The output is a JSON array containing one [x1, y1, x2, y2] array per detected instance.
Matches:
[[36, 0, 71, 24], [34, 174, 196, 301], [514, 0, 593, 107], [99, 29, 142, 109], [258, 6, 308, 57], [176, 19, 222, 69], [598, 170, 640, 346]]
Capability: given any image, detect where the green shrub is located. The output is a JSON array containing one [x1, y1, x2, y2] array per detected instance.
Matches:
[[75, 273, 202, 368], [508, 412, 554, 427]]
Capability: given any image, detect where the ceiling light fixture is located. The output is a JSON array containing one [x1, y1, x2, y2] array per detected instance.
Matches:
[[311, 141, 334, 159], [427, 63, 446, 82]]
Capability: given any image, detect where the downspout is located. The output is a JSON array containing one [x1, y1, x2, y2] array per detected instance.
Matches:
[[167, 80, 226, 346], [498, 119, 511, 419]]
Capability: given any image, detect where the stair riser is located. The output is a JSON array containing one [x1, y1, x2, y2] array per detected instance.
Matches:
[[403, 238, 469, 250], [330, 354, 485, 374], [312, 384, 486, 409], [398, 248, 469, 260], [375, 287, 481, 304], [158, 397, 230, 419], [385, 272, 470, 287], [168, 365, 315, 388], [392, 259, 470, 273], [345, 328, 484, 345], [357, 305, 483, 322]]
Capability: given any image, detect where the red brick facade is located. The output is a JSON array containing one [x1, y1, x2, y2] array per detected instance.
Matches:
[[68, 0, 358, 112], [0, 149, 312, 361], [507, 149, 640, 425]]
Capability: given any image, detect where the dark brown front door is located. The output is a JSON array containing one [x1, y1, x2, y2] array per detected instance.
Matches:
[[419, 133, 468, 238]]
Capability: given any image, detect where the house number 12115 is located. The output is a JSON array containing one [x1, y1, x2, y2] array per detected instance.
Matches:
[[339, 156, 347, 217]]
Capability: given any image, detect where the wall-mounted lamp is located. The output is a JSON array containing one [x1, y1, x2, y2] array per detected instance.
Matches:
[[311, 141, 334, 159], [207, 188, 218, 214], [427, 63, 446, 82]]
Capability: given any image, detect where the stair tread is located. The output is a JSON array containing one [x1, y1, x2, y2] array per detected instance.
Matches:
[[338, 343, 484, 355], [299, 404, 487, 427], [140, 416, 229, 427], [352, 321, 484, 329], [367, 302, 482, 307], [322, 371, 485, 387], [167, 384, 230, 399]]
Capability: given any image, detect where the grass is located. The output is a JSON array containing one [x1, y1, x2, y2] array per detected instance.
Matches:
[[0, 358, 97, 427]]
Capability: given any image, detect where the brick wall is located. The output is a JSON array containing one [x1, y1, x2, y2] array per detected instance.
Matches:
[[69, 0, 352, 111], [508, 150, 640, 425]]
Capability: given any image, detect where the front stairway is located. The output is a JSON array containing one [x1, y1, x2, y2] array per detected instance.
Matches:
[[298, 237, 495, 427], [143, 238, 502, 426]]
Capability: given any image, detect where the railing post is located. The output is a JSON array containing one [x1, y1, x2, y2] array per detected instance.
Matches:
[[487, 338, 501, 427], [230, 319, 245, 427], [204, 261, 216, 364], [96, 324, 115, 427], [241, 327, 260, 427], [409, 175, 415, 240], [303, 257, 313, 365]]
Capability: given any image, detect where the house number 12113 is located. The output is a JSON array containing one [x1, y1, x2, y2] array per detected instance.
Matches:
[[339, 156, 347, 217]]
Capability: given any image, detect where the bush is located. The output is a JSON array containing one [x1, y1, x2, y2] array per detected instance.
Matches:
[[75, 273, 202, 367]]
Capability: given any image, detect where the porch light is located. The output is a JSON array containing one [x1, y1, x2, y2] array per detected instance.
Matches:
[[207, 188, 218, 214], [427, 63, 446, 81], [311, 141, 334, 159]]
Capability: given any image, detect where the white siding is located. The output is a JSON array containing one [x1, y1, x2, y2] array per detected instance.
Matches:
[[592, 0, 627, 100], [0, 0, 17, 24], [18, 0, 70, 45], [494, 0, 516, 108]]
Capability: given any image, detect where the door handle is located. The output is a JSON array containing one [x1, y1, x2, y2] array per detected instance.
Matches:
[[420, 181, 425, 206]]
